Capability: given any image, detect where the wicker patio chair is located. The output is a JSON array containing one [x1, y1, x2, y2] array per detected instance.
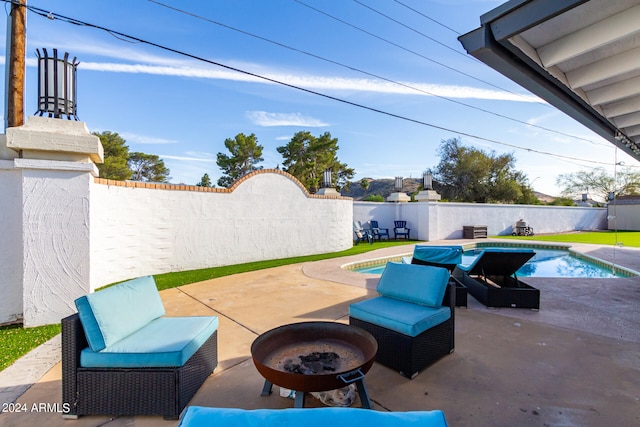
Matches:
[[61, 314, 218, 420], [349, 263, 455, 379]]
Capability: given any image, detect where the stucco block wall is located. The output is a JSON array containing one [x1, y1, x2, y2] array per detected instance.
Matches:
[[0, 161, 23, 325], [90, 171, 353, 289], [354, 201, 606, 241], [608, 204, 640, 230], [20, 162, 94, 326]]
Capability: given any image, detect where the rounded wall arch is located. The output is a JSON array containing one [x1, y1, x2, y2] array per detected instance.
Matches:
[[90, 169, 353, 289]]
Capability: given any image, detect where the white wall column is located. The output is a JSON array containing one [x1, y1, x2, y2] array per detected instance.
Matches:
[[17, 160, 96, 326], [3, 116, 102, 326], [0, 156, 23, 325]]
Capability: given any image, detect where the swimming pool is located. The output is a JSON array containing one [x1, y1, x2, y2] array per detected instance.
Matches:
[[347, 245, 637, 278]]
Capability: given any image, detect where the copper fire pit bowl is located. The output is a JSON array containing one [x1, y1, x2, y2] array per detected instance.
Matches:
[[251, 321, 377, 408]]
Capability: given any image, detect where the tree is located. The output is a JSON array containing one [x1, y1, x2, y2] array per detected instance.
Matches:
[[216, 133, 263, 188], [277, 131, 355, 193], [93, 131, 132, 180], [434, 137, 537, 204], [360, 178, 370, 191], [128, 152, 171, 183], [556, 167, 640, 202], [363, 194, 385, 202], [196, 173, 213, 187]]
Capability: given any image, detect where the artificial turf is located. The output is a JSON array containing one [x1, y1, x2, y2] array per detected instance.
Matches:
[[495, 230, 640, 247]]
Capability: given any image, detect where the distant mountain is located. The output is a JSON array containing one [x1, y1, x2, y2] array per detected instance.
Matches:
[[533, 191, 556, 204], [341, 178, 422, 200]]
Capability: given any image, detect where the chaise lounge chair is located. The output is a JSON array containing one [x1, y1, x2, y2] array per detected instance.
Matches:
[[455, 248, 540, 309]]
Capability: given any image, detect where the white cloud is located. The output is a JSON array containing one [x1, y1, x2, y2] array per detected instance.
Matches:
[[121, 132, 178, 145], [72, 58, 540, 102], [247, 111, 329, 127], [160, 154, 217, 162]]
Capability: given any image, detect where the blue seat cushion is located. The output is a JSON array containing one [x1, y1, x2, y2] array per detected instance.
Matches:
[[75, 275, 166, 352], [376, 262, 450, 308], [178, 407, 448, 427], [350, 296, 451, 337], [80, 316, 218, 368]]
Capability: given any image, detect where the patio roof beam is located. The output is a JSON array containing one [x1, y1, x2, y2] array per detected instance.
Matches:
[[481, 0, 589, 41], [587, 75, 640, 105], [538, 5, 640, 67], [566, 46, 640, 89], [603, 96, 640, 120], [458, 0, 640, 162], [458, 25, 619, 145]]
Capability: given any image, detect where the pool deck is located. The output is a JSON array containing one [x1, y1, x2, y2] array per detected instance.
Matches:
[[1, 239, 640, 426]]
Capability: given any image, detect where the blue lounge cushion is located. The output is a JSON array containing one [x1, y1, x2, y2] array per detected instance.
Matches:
[[413, 245, 463, 266], [75, 276, 166, 352], [349, 296, 451, 337], [80, 316, 219, 368], [178, 407, 449, 427], [376, 262, 450, 308]]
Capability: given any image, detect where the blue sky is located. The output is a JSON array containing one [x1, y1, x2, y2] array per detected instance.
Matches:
[[2, 0, 636, 197]]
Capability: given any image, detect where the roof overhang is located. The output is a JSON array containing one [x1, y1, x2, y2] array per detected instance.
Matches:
[[459, 0, 640, 161]]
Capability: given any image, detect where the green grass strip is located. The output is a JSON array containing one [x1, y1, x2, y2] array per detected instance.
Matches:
[[0, 323, 61, 372], [494, 230, 640, 247], [154, 240, 416, 290]]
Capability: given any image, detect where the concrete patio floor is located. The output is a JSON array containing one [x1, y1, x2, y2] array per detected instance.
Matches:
[[1, 240, 640, 426]]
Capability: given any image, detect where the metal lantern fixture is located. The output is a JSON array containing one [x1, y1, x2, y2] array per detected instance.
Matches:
[[322, 168, 332, 188], [394, 176, 403, 191], [423, 172, 433, 190], [36, 48, 79, 120]]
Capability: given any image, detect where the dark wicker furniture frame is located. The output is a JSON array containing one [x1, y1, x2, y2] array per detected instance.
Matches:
[[349, 281, 455, 379], [453, 250, 539, 309], [62, 313, 218, 420], [455, 272, 540, 309]]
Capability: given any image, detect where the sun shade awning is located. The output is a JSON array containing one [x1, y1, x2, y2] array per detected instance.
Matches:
[[458, 0, 640, 161]]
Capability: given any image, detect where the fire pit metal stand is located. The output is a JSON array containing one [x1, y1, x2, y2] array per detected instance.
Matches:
[[260, 369, 372, 409]]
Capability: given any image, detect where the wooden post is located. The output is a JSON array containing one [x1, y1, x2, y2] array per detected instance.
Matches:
[[7, 0, 26, 128]]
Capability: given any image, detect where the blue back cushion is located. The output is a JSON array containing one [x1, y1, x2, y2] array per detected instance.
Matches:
[[75, 276, 165, 351], [376, 262, 449, 308]]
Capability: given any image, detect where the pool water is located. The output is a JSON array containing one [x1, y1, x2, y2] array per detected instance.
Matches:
[[353, 248, 628, 278], [462, 248, 620, 278]]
